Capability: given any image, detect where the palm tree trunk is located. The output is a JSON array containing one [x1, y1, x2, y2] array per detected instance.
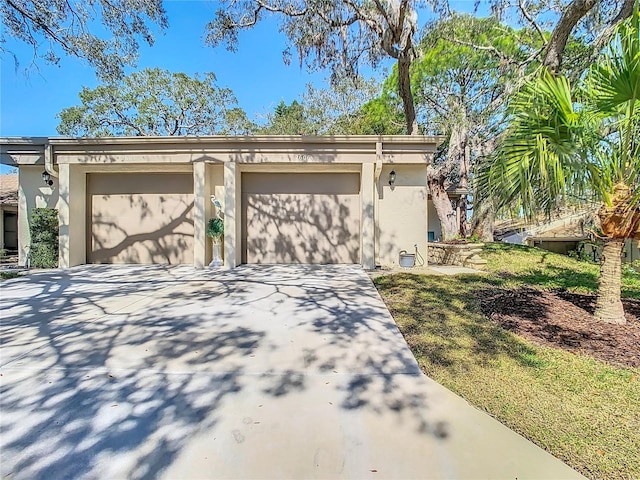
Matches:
[[594, 239, 626, 324]]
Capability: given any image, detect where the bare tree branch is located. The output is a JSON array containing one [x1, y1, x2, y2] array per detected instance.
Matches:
[[5, 0, 76, 53], [571, 0, 637, 78], [518, 0, 546, 43], [542, 0, 598, 72]]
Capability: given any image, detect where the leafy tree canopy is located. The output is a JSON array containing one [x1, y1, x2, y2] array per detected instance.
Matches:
[[207, 0, 422, 133], [414, 15, 533, 130], [477, 6, 640, 323], [428, 0, 636, 74], [57, 68, 249, 136], [1, 0, 167, 79], [260, 100, 308, 135], [353, 94, 406, 135], [259, 75, 383, 135]]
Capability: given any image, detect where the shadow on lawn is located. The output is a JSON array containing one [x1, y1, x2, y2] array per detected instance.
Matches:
[[375, 274, 549, 371], [376, 270, 640, 372], [484, 242, 640, 300], [0, 264, 442, 479]]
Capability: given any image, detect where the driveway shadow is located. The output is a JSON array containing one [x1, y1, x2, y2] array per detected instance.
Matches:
[[1, 264, 442, 479]]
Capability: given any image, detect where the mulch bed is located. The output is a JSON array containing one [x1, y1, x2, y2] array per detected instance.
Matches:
[[476, 287, 640, 368]]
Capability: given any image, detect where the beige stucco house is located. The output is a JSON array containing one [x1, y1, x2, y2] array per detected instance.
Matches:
[[0, 135, 443, 269]]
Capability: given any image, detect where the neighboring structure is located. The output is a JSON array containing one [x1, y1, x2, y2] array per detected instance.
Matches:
[[0, 135, 442, 269], [527, 232, 640, 264], [525, 221, 591, 256], [624, 239, 640, 264], [499, 209, 595, 246], [0, 173, 18, 253], [497, 208, 640, 264]]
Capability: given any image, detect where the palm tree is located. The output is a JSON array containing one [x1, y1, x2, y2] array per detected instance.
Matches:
[[480, 7, 640, 324]]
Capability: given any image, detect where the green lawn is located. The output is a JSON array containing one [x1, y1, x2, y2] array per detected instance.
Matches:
[[482, 242, 640, 299], [374, 243, 640, 480], [0, 271, 21, 280]]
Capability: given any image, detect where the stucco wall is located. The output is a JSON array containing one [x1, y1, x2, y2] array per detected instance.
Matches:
[[197, 163, 224, 267], [51, 136, 438, 167], [5, 136, 443, 269], [18, 166, 59, 265], [377, 164, 428, 267]]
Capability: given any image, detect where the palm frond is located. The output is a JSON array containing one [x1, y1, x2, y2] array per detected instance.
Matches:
[[484, 70, 591, 219]]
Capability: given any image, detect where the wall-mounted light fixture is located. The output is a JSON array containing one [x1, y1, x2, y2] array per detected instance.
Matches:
[[42, 171, 53, 186], [389, 170, 396, 187]]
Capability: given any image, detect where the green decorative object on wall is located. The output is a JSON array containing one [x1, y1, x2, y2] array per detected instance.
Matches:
[[207, 217, 224, 240], [207, 215, 224, 267]]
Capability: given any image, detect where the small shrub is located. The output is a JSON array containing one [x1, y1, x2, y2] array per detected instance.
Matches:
[[207, 217, 224, 240], [567, 240, 599, 263], [0, 271, 20, 280], [30, 243, 58, 268], [468, 233, 481, 243], [568, 248, 592, 263], [30, 208, 58, 268]]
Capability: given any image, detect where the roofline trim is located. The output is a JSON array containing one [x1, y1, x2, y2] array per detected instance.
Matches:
[[1, 134, 445, 147]]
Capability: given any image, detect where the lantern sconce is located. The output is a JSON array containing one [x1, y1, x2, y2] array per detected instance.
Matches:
[[389, 170, 396, 187], [42, 171, 53, 186]]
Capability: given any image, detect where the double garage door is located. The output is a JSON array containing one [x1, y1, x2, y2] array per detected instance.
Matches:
[[87, 173, 194, 264], [87, 171, 360, 265]]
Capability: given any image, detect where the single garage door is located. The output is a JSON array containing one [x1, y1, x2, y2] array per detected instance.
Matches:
[[87, 173, 194, 264], [242, 172, 360, 264]]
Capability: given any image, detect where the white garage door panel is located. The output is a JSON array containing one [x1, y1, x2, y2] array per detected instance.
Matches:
[[88, 173, 194, 264], [243, 173, 360, 264]]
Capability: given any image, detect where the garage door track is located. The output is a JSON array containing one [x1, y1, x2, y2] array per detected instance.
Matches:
[[0, 265, 583, 479]]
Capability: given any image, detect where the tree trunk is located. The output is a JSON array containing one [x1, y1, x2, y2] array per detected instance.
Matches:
[[471, 201, 495, 242], [458, 136, 470, 236], [427, 176, 457, 241], [543, 0, 598, 73], [458, 195, 469, 237], [397, 55, 418, 134], [594, 239, 626, 324], [426, 122, 466, 240]]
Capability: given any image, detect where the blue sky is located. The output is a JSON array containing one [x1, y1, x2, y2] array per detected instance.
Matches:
[[0, 2, 490, 139], [0, 1, 388, 139], [1, 1, 348, 173], [0, 1, 485, 174]]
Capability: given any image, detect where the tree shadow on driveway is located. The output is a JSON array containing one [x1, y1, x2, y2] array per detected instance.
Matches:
[[1, 264, 443, 479]]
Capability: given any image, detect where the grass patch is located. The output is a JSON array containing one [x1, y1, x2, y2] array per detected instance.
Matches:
[[374, 244, 640, 480], [0, 271, 21, 280], [482, 242, 640, 299]]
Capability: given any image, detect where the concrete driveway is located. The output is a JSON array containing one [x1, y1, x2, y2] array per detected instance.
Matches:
[[1, 264, 583, 479]]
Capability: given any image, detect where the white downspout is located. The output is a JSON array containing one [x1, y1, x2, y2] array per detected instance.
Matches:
[[44, 143, 58, 178], [374, 141, 383, 267]]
